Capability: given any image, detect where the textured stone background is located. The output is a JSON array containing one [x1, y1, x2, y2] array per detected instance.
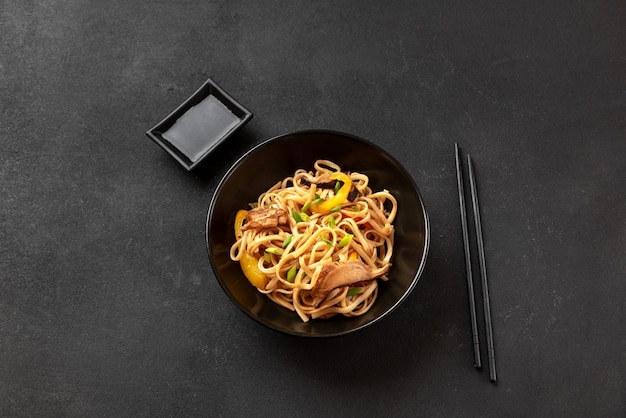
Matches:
[[1, 0, 624, 416]]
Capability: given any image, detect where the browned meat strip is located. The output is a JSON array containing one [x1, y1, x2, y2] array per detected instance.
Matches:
[[241, 207, 288, 231]]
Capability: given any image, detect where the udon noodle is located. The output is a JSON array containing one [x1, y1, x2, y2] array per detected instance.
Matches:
[[229, 160, 397, 322]]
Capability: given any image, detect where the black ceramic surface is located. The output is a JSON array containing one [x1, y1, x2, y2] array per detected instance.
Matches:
[[207, 130, 430, 337]]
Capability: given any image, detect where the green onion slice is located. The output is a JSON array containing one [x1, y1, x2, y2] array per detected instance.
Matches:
[[311, 194, 324, 206], [287, 265, 298, 282], [347, 287, 362, 296], [282, 234, 293, 248], [338, 234, 353, 247], [292, 210, 302, 223], [320, 237, 334, 246]]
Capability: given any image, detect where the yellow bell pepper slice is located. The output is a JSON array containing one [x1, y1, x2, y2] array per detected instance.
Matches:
[[234, 209, 268, 289], [234, 210, 248, 239], [311, 172, 352, 214]]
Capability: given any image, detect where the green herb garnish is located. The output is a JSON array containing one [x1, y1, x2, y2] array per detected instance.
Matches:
[[347, 287, 362, 296], [265, 248, 282, 255], [311, 194, 324, 206], [287, 265, 298, 282], [320, 237, 334, 246], [338, 234, 353, 247]]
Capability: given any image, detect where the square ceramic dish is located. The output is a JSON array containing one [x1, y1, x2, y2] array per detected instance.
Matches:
[[146, 78, 253, 170]]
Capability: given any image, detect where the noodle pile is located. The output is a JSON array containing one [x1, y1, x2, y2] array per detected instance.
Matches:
[[229, 160, 397, 322]]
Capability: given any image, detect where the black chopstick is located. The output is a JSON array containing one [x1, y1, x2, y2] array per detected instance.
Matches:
[[467, 155, 497, 383], [455, 143, 482, 369]]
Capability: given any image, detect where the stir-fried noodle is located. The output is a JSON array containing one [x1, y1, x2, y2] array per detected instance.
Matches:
[[229, 160, 396, 322]]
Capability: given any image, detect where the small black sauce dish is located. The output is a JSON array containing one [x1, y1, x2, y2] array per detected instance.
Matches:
[[146, 78, 253, 171]]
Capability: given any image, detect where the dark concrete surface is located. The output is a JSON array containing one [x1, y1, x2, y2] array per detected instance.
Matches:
[[1, 0, 624, 416]]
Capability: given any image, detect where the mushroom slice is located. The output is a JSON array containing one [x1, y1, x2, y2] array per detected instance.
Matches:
[[299, 173, 336, 189], [312, 260, 389, 298]]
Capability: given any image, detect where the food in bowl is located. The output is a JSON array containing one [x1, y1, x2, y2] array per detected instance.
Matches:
[[207, 130, 429, 337], [229, 159, 397, 322]]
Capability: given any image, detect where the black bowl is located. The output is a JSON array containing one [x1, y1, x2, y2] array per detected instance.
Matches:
[[206, 130, 430, 337]]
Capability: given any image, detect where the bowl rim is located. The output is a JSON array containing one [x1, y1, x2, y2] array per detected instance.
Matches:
[[206, 129, 430, 337]]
